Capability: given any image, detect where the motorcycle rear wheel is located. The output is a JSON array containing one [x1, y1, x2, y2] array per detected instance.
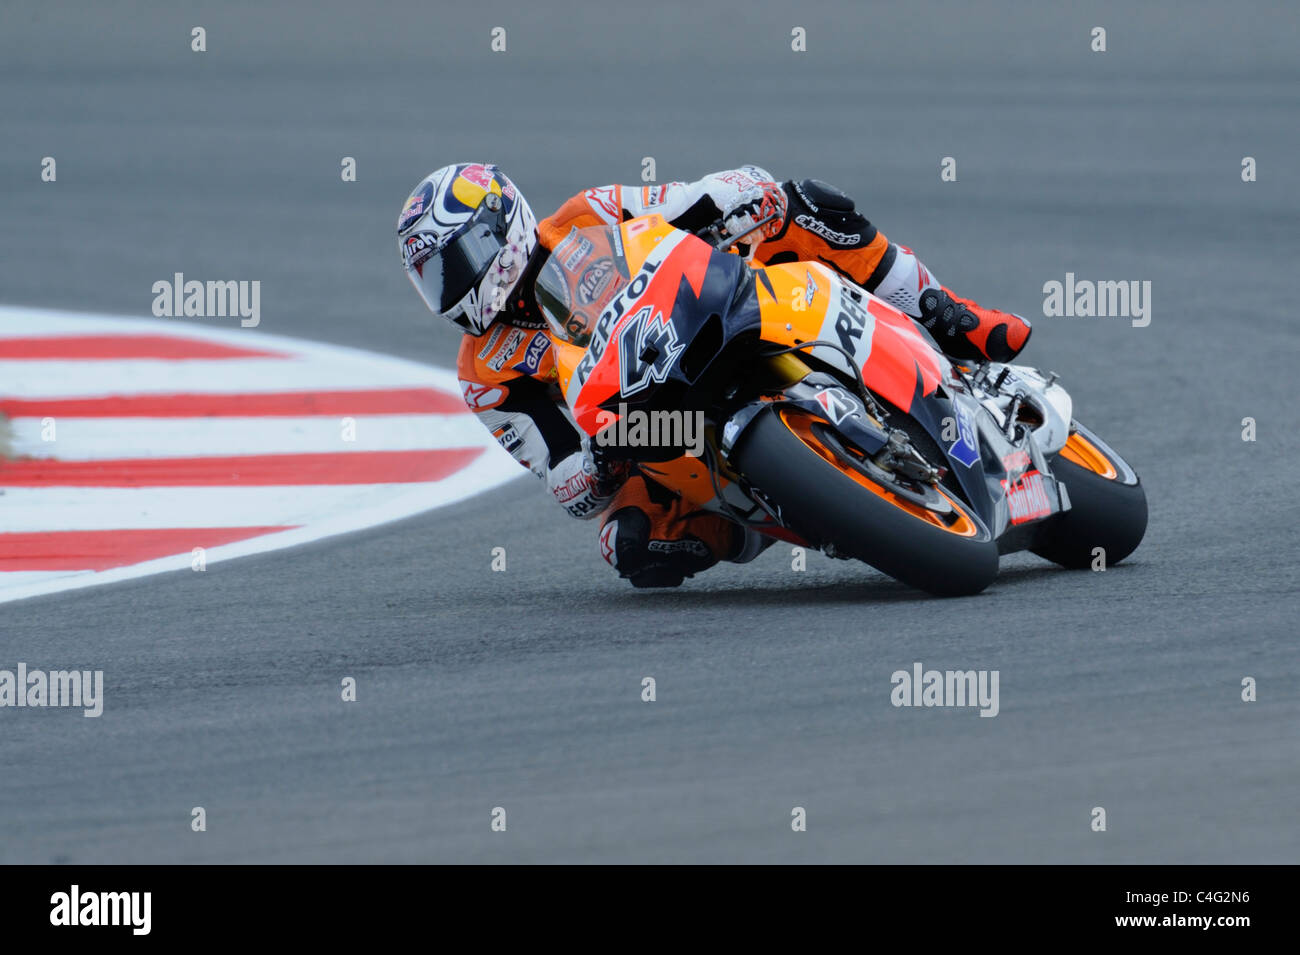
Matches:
[[1032, 424, 1148, 569]]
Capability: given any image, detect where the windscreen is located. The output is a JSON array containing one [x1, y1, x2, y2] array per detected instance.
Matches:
[[534, 225, 632, 347]]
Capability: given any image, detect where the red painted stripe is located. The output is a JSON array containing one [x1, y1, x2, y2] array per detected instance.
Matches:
[[0, 335, 287, 360], [0, 388, 468, 418], [0, 527, 291, 571], [0, 448, 484, 487]]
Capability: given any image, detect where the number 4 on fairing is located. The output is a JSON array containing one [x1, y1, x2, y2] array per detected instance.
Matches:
[[617, 305, 684, 398]]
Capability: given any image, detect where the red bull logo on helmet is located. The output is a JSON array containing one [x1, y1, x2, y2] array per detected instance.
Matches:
[[397, 181, 434, 233]]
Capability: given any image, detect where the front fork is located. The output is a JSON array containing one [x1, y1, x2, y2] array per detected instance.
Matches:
[[720, 355, 893, 463]]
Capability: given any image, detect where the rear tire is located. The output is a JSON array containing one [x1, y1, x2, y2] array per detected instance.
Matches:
[[731, 407, 999, 597], [1032, 427, 1147, 569]]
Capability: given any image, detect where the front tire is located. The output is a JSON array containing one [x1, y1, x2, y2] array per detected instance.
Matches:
[[731, 406, 999, 597]]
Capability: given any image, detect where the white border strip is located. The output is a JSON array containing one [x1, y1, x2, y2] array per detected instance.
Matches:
[[0, 305, 524, 605]]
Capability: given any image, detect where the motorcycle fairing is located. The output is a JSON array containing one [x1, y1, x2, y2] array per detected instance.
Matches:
[[749, 260, 1071, 537], [551, 217, 758, 438], [752, 262, 948, 413]]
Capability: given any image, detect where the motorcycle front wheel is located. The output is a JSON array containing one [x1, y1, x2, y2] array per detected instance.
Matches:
[[730, 404, 999, 597]]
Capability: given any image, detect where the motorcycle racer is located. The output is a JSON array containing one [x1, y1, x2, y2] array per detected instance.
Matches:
[[398, 162, 1033, 587]]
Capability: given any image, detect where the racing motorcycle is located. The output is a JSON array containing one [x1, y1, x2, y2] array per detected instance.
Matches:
[[533, 213, 1147, 596]]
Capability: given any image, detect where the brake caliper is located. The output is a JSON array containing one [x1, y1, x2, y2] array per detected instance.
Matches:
[[872, 429, 944, 485]]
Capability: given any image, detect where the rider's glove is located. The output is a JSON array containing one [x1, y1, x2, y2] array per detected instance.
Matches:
[[588, 444, 632, 498], [547, 445, 629, 520], [721, 178, 788, 247]]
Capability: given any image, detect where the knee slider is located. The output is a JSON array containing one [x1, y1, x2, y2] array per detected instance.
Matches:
[[600, 508, 687, 588], [600, 506, 649, 573]]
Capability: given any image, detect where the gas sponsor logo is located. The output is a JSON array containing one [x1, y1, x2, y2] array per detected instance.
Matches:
[[512, 331, 551, 376]]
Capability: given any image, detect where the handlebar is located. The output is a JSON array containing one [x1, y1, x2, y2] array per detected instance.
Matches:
[[695, 211, 781, 252]]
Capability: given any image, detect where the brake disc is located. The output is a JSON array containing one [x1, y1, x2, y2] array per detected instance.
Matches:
[[812, 423, 952, 514]]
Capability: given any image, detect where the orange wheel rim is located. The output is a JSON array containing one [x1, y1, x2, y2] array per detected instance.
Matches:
[[778, 408, 980, 537], [1058, 431, 1118, 479]]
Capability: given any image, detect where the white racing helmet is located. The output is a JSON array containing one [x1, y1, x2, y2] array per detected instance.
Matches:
[[397, 163, 538, 334]]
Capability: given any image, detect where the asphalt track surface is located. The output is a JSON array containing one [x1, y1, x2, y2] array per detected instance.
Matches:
[[2, 0, 1297, 863]]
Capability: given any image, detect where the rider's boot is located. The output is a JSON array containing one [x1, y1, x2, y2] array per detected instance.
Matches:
[[918, 286, 1032, 363]]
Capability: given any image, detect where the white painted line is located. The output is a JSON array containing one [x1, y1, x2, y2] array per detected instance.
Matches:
[[0, 358, 444, 397], [7, 414, 488, 459]]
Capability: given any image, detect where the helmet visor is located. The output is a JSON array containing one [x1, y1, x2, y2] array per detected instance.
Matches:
[[403, 202, 508, 316]]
